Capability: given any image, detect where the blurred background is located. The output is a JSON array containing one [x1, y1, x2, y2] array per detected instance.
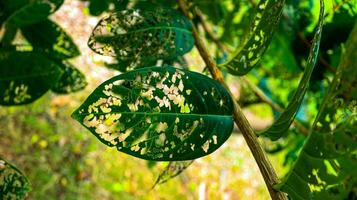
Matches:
[[0, 0, 356, 199]]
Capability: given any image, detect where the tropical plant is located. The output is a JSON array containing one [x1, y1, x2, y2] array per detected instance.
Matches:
[[0, 0, 356, 199]]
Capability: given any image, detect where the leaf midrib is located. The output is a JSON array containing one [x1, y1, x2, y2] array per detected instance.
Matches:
[[74, 111, 232, 118]]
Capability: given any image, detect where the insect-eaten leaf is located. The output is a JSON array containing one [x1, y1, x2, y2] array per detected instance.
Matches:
[[260, 0, 324, 140], [4, 0, 64, 27], [219, 0, 285, 75], [153, 160, 194, 188], [0, 158, 30, 200], [0, 50, 63, 105], [72, 66, 234, 161], [51, 62, 87, 94], [88, 8, 195, 62], [21, 19, 80, 60], [277, 8, 357, 199]]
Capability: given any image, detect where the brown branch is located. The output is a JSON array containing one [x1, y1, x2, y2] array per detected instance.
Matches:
[[194, 9, 309, 136], [178, 1, 288, 199]]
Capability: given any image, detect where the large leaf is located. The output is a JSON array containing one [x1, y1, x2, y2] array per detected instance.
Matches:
[[0, 158, 30, 200], [153, 160, 194, 187], [72, 66, 234, 161], [276, 22, 357, 200], [51, 61, 87, 94], [21, 19, 80, 59], [4, 0, 64, 27], [218, 0, 285, 75], [0, 50, 63, 105], [88, 8, 195, 61], [259, 0, 324, 140]]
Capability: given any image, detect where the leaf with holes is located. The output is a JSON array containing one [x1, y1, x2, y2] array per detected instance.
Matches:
[[259, 0, 324, 140], [0, 158, 30, 200], [88, 8, 194, 62], [276, 20, 357, 200], [21, 19, 80, 59], [0, 50, 63, 105], [4, 0, 64, 27], [51, 61, 87, 94], [218, 0, 285, 75], [72, 66, 234, 161], [153, 160, 194, 188]]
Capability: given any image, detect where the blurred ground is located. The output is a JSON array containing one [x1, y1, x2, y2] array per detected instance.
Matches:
[[0, 0, 281, 199]]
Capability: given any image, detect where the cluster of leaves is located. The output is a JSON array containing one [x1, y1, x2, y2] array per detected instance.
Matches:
[[0, 0, 87, 106], [1, 0, 356, 199]]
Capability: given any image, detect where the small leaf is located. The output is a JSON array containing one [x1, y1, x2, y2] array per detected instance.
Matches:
[[4, 0, 64, 27], [0, 50, 63, 105], [51, 61, 87, 94], [0, 158, 30, 200], [277, 11, 357, 199], [72, 66, 234, 161], [260, 0, 324, 140], [153, 160, 194, 187], [21, 19, 80, 59], [218, 0, 285, 75], [88, 8, 194, 61]]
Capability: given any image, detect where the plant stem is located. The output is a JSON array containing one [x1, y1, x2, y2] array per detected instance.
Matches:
[[178, 0, 288, 199], [194, 8, 309, 136]]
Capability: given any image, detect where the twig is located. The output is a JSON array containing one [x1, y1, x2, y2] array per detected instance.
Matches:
[[194, 9, 309, 136], [178, 1, 288, 199]]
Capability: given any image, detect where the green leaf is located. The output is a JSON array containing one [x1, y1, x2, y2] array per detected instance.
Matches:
[[72, 66, 234, 161], [0, 50, 63, 105], [51, 61, 87, 94], [276, 21, 357, 200], [260, 0, 324, 140], [21, 19, 80, 59], [0, 158, 30, 200], [218, 0, 285, 75], [88, 8, 195, 61], [4, 0, 64, 27], [153, 160, 194, 188], [88, 0, 109, 16]]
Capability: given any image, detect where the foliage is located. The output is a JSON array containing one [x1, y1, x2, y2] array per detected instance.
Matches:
[[1, 0, 356, 199]]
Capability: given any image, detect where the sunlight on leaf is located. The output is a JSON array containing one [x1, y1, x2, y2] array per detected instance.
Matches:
[[21, 19, 80, 60], [219, 0, 285, 75], [260, 0, 324, 140], [0, 50, 63, 105], [51, 61, 87, 94], [0, 158, 30, 200], [72, 66, 234, 161], [276, 19, 357, 200], [153, 160, 194, 188], [88, 8, 194, 63]]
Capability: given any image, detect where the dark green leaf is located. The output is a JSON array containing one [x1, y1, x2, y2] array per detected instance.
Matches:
[[0, 50, 63, 105], [88, 8, 194, 61], [0, 158, 30, 200], [21, 19, 80, 59], [218, 0, 285, 75], [276, 20, 357, 200], [89, 0, 109, 16], [72, 66, 234, 161], [153, 160, 193, 187], [51, 62, 87, 94], [260, 1, 324, 140], [4, 0, 64, 27]]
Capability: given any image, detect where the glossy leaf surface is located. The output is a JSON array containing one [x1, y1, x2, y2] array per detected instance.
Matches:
[[260, 0, 324, 140], [88, 8, 194, 61], [219, 0, 285, 75], [0, 50, 62, 105], [277, 21, 357, 200], [72, 67, 234, 161]]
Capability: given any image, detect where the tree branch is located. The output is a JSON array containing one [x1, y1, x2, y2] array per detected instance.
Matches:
[[178, 1, 288, 199]]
